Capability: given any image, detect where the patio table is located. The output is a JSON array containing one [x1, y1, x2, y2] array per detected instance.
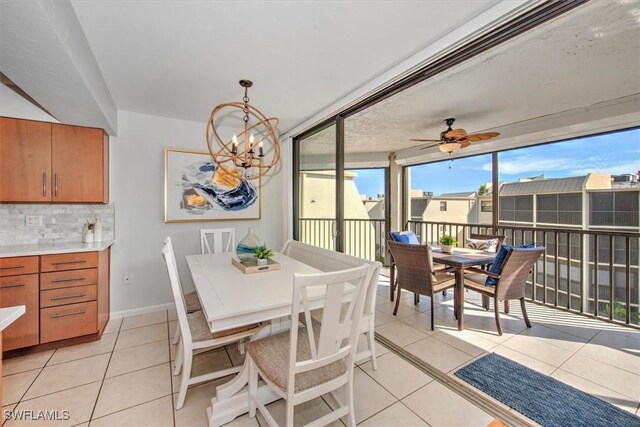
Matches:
[[390, 246, 495, 331]]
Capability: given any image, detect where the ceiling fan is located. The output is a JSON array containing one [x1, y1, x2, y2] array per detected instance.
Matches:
[[410, 118, 500, 154]]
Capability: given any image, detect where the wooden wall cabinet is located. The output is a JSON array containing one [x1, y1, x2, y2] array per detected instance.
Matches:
[[0, 249, 110, 351], [0, 117, 109, 203]]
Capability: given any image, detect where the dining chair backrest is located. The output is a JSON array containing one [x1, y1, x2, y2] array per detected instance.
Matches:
[[289, 265, 371, 393], [468, 233, 505, 253], [495, 247, 544, 301], [387, 241, 436, 295], [200, 228, 235, 254], [283, 240, 381, 317], [162, 237, 193, 345]]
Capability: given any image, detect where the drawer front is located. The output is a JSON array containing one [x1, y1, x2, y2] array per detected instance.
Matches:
[[0, 274, 40, 350], [41, 252, 98, 272], [0, 256, 39, 277], [41, 268, 98, 290], [41, 301, 97, 343], [41, 285, 97, 308]]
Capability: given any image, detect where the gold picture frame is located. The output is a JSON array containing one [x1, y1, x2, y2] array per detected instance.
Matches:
[[164, 148, 261, 223]]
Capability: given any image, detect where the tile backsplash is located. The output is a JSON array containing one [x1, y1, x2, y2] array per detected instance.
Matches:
[[0, 203, 115, 246]]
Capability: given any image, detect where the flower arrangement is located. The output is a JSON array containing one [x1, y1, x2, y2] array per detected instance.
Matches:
[[253, 245, 274, 266], [439, 234, 457, 246]]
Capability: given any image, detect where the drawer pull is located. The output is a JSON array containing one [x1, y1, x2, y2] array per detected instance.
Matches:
[[0, 265, 24, 270], [2, 282, 25, 288], [51, 260, 87, 266], [51, 310, 86, 319], [50, 293, 86, 301], [51, 277, 86, 283]]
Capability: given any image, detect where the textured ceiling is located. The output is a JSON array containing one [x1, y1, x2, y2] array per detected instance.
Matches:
[[302, 1, 640, 156], [70, 0, 500, 133]]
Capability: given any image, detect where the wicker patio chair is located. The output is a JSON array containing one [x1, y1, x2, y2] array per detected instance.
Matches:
[[466, 233, 506, 310], [463, 247, 544, 335], [387, 241, 456, 330]]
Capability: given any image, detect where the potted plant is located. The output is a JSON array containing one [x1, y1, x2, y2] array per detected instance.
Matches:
[[254, 245, 274, 266], [439, 234, 457, 254]]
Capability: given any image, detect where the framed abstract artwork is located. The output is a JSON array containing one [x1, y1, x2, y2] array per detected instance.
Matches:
[[164, 148, 261, 222]]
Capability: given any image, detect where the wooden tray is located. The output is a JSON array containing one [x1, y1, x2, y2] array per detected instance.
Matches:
[[232, 258, 281, 274]]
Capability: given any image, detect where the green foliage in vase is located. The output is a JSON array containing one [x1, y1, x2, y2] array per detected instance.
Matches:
[[254, 245, 274, 260], [439, 234, 457, 246]]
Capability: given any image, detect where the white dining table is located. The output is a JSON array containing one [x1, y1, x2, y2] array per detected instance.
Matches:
[[185, 251, 325, 427]]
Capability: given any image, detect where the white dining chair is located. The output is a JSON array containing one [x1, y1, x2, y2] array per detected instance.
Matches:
[[247, 264, 371, 427], [200, 228, 235, 254], [281, 239, 380, 369], [172, 228, 236, 346], [162, 237, 261, 410]]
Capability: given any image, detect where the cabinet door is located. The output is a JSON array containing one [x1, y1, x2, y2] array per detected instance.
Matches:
[[0, 274, 39, 351], [0, 118, 51, 202], [52, 124, 107, 203]]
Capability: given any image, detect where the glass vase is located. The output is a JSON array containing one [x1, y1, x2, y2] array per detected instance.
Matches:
[[236, 227, 262, 262]]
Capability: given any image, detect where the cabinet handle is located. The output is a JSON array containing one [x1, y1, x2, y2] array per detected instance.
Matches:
[[54, 173, 58, 197], [50, 277, 86, 283], [50, 293, 86, 301], [43, 172, 47, 196], [51, 260, 86, 266], [0, 265, 24, 270], [2, 282, 25, 288], [51, 310, 86, 319]]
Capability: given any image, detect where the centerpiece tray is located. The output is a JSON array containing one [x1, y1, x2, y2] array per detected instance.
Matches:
[[232, 257, 281, 274]]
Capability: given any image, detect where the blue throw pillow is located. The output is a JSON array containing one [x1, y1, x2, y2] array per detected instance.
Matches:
[[485, 243, 535, 286], [390, 231, 419, 245]]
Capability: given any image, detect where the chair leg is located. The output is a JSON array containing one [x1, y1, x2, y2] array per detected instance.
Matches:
[[344, 379, 356, 427], [172, 322, 181, 345], [286, 399, 294, 427], [494, 297, 503, 336], [173, 338, 183, 376], [520, 297, 532, 328], [393, 283, 402, 316], [368, 323, 378, 370], [442, 290, 447, 296], [248, 357, 258, 418], [238, 340, 245, 355], [504, 300, 510, 314], [175, 350, 193, 410], [430, 294, 435, 331], [414, 293, 419, 305], [482, 295, 490, 311]]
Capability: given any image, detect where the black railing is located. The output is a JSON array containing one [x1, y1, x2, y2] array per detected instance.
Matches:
[[407, 220, 640, 328], [298, 218, 387, 264]]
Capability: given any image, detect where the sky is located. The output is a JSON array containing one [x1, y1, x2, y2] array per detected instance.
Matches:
[[352, 128, 640, 197]]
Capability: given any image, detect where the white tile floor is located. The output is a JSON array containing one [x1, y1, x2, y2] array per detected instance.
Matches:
[[2, 275, 639, 426], [374, 273, 640, 417]]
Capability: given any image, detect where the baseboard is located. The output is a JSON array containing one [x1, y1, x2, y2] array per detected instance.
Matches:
[[110, 302, 176, 319]]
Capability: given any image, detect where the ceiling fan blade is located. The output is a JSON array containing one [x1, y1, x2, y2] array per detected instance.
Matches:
[[459, 140, 471, 148], [445, 128, 467, 139], [419, 142, 441, 150], [410, 138, 441, 142], [464, 132, 500, 143]]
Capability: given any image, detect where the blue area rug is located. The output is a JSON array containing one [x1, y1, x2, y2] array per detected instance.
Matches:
[[454, 353, 640, 427]]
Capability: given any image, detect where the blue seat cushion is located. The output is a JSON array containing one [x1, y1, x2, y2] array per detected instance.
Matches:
[[390, 231, 419, 245], [485, 243, 536, 286]]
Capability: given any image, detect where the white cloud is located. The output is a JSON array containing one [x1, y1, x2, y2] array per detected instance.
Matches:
[[571, 160, 640, 176], [481, 156, 573, 175]]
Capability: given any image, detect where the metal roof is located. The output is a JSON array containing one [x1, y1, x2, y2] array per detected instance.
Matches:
[[437, 191, 476, 198], [500, 176, 588, 196]]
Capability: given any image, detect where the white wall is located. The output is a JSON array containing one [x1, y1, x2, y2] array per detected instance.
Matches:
[[110, 110, 284, 313]]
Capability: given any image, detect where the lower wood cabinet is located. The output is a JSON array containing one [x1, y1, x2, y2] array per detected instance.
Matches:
[[40, 301, 98, 343], [0, 248, 110, 352], [0, 274, 40, 351]]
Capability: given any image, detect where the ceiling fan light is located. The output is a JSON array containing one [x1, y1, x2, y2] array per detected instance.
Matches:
[[439, 141, 462, 153]]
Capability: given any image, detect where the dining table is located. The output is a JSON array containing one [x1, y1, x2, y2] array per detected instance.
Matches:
[[390, 246, 496, 331], [185, 251, 327, 427]]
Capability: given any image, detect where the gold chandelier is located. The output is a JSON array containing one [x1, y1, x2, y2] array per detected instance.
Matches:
[[206, 80, 280, 181]]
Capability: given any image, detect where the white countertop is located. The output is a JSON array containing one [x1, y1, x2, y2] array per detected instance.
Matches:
[[0, 240, 115, 258], [0, 306, 25, 332]]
